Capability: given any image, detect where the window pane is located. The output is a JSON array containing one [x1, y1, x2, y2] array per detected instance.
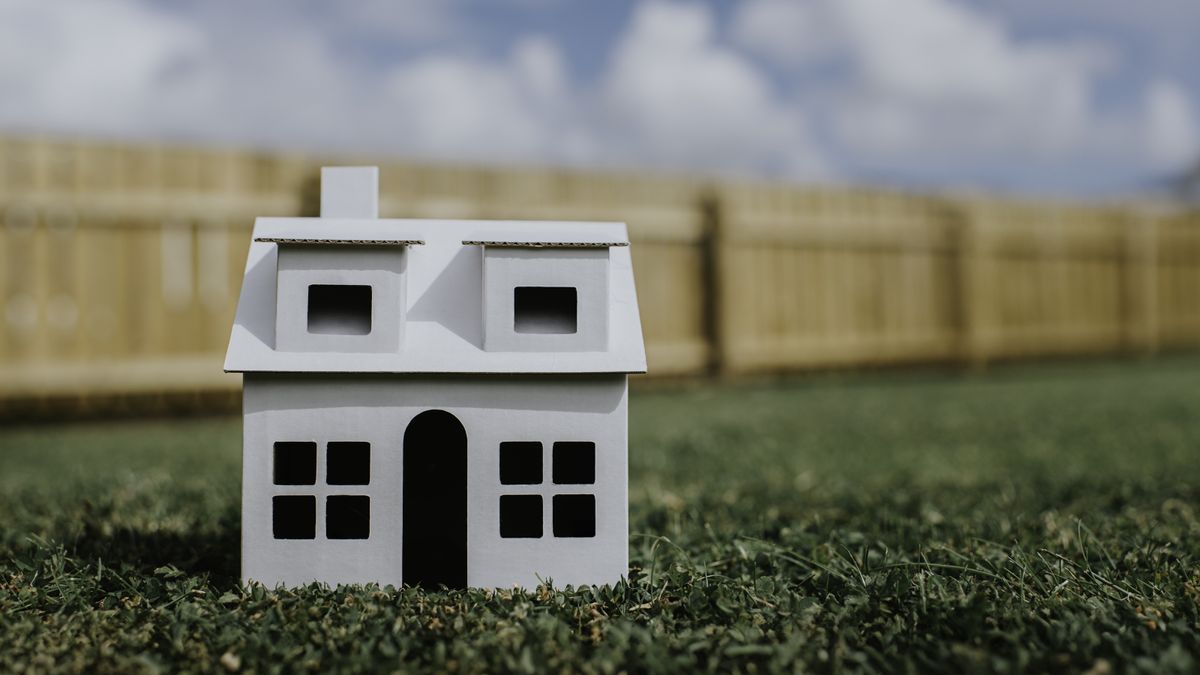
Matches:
[[514, 286, 577, 334], [553, 494, 595, 538], [308, 284, 372, 335], [327, 441, 370, 485], [500, 441, 542, 484], [274, 441, 316, 485], [552, 441, 595, 484], [273, 495, 316, 539], [327, 495, 370, 539], [499, 495, 542, 538]]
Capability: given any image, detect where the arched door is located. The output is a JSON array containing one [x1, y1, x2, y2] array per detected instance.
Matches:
[[402, 409, 467, 589]]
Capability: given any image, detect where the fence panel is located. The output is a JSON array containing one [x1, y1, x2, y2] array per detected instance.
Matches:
[[1157, 210, 1200, 345], [1, 136, 1199, 412], [718, 185, 962, 371]]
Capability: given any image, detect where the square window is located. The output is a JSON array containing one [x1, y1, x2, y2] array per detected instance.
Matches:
[[499, 495, 542, 538], [500, 442, 542, 485], [273, 495, 316, 539], [552, 441, 595, 484], [553, 494, 595, 538], [327, 441, 370, 485], [308, 284, 372, 335], [274, 441, 316, 485], [513, 286, 576, 334], [326, 495, 370, 539]]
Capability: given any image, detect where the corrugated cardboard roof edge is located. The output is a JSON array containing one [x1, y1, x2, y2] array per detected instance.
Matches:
[[224, 166, 645, 590]]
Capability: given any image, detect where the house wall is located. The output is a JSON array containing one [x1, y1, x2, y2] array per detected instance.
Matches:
[[242, 373, 628, 589]]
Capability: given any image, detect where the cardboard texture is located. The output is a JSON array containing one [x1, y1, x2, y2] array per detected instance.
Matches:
[[224, 167, 645, 590]]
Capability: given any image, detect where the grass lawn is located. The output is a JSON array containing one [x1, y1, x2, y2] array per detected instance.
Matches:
[[3, 357, 1200, 673]]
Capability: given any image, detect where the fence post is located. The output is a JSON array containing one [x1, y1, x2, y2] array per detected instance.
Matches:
[[698, 188, 727, 377], [1122, 208, 1160, 355], [947, 200, 989, 369]]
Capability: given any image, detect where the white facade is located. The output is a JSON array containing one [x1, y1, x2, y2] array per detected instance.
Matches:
[[224, 167, 646, 589], [243, 375, 627, 588]]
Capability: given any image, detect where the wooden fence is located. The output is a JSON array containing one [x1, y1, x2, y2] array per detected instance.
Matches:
[[1, 136, 1198, 414]]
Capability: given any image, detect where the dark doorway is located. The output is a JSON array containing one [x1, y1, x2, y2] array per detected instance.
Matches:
[[403, 409, 468, 589]]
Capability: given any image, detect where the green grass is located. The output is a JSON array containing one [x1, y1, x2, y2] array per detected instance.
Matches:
[[4, 357, 1200, 673]]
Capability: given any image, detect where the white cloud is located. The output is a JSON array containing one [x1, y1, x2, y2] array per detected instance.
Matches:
[[731, 0, 843, 66], [0, 0, 219, 135], [512, 36, 569, 105], [732, 0, 1200, 186], [0, 0, 829, 178], [736, 0, 1109, 163], [847, 0, 1116, 166], [378, 39, 569, 162], [598, 1, 828, 177], [0, 0, 557, 160], [1144, 79, 1200, 171], [367, 2, 834, 177], [0, 0, 1195, 191]]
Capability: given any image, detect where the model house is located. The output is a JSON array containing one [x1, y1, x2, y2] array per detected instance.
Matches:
[[224, 167, 646, 589]]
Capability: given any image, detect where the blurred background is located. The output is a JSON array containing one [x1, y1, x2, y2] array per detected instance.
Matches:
[[1, 0, 1199, 417]]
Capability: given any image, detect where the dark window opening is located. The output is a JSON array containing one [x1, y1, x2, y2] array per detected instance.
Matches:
[[308, 284, 372, 335], [274, 441, 316, 485], [327, 495, 370, 539], [499, 495, 543, 538], [513, 286, 576, 334], [327, 441, 370, 485], [552, 441, 595, 484], [273, 495, 316, 539], [553, 494, 595, 538], [500, 441, 542, 484]]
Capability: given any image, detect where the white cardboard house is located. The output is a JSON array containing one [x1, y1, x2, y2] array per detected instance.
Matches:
[[223, 167, 646, 589]]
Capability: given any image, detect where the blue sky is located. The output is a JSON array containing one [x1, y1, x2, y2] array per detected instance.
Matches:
[[1, 0, 1198, 196]]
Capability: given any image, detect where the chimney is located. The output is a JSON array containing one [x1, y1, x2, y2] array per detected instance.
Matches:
[[320, 166, 379, 219]]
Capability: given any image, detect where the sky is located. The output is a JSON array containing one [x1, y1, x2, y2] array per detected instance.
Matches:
[[1, 0, 1198, 196]]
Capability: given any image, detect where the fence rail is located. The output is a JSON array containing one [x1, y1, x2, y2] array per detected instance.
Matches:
[[1, 136, 1199, 413]]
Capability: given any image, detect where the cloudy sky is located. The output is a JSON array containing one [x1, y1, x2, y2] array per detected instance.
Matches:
[[1, 0, 1198, 195]]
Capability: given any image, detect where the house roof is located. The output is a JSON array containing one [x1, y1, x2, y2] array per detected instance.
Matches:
[[462, 231, 629, 248], [463, 240, 628, 248], [255, 237, 425, 246], [224, 217, 647, 375]]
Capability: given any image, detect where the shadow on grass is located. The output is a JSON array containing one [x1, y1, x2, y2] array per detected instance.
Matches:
[[69, 515, 242, 589]]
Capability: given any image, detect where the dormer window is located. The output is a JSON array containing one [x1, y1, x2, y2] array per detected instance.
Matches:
[[259, 168, 421, 354], [268, 243, 413, 353], [308, 284, 372, 335], [514, 286, 577, 334], [471, 239, 625, 352]]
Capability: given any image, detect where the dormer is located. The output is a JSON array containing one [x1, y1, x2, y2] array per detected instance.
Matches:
[[468, 234, 629, 353], [267, 168, 419, 354]]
